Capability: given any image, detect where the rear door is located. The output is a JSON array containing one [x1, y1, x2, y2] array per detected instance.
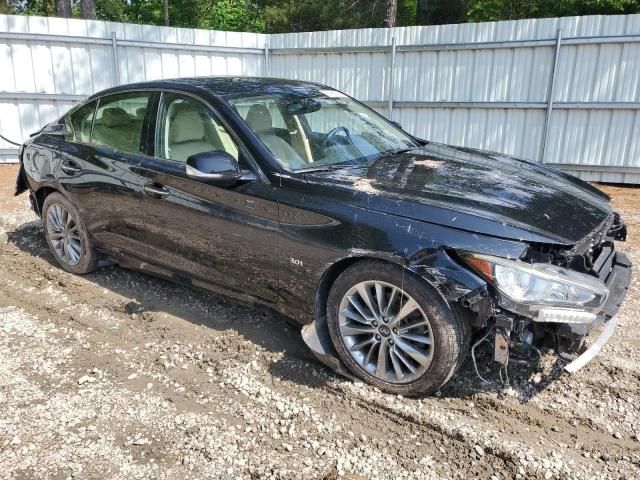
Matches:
[[59, 91, 154, 257], [137, 91, 280, 303]]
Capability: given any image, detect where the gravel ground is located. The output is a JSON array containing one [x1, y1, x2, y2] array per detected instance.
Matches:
[[1, 164, 639, 480]]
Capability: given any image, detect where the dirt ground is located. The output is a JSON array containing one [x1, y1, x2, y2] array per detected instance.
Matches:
[[1, 163, 639, 480]]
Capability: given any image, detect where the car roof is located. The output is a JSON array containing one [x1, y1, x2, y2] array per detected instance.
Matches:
[[89, 76, 334, 101]]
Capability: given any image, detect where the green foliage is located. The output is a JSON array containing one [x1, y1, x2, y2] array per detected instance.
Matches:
[[8, 0, 55, 16], [198, 0, 265, 32], [95, 0, 129, 23], [467, 0, 640, 23], [259, 0, 388, 33], [6, 0, 640, 32], [397, 0, 418, 26]]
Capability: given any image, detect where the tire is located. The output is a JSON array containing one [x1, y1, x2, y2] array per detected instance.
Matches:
[[326, 260, 468, 396], [42, 192, 97, 274]]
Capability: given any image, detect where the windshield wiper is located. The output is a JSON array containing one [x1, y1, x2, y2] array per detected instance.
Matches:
[[296, 163, 356, 173], [375, 147, 416, 161]]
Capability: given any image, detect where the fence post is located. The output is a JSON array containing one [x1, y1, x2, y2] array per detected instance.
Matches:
[[264, 38, 270, 77], [111, 31, 120, 85], [540, 29, 562, 164], [387, 35, 397, 119]]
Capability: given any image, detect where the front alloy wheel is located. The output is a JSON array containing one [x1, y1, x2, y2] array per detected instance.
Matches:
[[327, 261, 469, 396], [338, 280, 434, 384]]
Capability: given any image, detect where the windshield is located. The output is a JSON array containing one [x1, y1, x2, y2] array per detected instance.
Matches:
[[228, 90, 420, 172]]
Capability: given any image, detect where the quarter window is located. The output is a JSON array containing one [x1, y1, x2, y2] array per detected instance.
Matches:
[[155, 93, 238, 163], [65, 101, 97, 144], [91, 92, 151, 154]]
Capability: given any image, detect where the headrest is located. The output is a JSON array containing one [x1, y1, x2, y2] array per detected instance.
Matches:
[[135, 107, 146, 120], [245, 104, 272, 133], [169, 108, 205, 144], [102, 108, 131, 127]]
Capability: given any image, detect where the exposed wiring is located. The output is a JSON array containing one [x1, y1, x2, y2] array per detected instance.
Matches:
[[0, 133, 22, 147], [470, 327, 495, 384]]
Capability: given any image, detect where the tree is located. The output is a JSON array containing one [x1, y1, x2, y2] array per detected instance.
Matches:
[[259, 0, 388, 33], [95, 0, 129, 22], [163, 0, 169, 26], [384, 0, 398, 27], [80, 0, 97, 19], [466, 0, 640, 22], [198, 0, 265, 32], [417, 0, 466, 24], [55, 0, 71, 17], [397, 0, 417, 25], [9, 0, 640, 33]]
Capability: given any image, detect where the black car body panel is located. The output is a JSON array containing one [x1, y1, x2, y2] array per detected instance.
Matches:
[[16, 76, 631, 382], [274, 173, 528, 323], [136, 156, 281, 303], [302, 143, 613, 245]]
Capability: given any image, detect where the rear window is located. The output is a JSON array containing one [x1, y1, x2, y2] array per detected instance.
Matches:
[[91, 92, 152, 154], [65, 101, 97, 144]]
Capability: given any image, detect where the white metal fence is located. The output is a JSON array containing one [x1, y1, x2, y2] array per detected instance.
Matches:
[[1, 13, 639, 183]]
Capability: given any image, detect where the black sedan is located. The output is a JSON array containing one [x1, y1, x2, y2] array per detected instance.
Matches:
[[15, 77, 631, 396]]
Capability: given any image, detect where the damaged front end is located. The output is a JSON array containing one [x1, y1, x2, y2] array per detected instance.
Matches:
[[462, 212, 632, 383], [302, 212, 632, 387]]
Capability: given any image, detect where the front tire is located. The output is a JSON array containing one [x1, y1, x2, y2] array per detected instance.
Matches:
[[327, 261, 468, 396], [42, 192, 97, 274]]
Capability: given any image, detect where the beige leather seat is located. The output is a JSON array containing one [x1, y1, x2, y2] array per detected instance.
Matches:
[[92, 107, 141, 152], [135, 107, 146, 121], [244, 104, 307, 169], [168, 108, 218, 162]]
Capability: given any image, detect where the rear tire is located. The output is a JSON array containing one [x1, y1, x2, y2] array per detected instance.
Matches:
[[326, 260, 468, 396], [42, 192, 97, 275]]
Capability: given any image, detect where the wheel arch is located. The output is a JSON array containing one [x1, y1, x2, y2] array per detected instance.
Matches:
[[34, 186, 61, 216], [313, 253, 453, 323]]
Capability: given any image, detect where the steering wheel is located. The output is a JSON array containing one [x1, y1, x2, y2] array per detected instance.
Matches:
[[322, 126, 354, 149]]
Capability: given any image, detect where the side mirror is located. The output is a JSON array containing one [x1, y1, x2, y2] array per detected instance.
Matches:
[[42, 122, 68, 136], [186, 151, 256, 186]]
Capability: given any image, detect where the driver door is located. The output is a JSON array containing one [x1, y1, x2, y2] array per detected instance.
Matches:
[[137, 92, 280, 303]]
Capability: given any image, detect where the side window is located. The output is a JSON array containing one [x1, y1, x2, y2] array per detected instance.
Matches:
[[65, 101, 97, 143], [232, 97, 287, 130], [155, 93, 238, 164], [230, 96, 311, 166], [91, 92, 151, 154]]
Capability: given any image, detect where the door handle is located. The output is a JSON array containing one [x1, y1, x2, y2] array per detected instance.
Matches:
[[143, 183, 170, 199], [61, 160, 81, 175]]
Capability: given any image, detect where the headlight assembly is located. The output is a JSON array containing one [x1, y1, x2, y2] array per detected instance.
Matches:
[[461, 252, 608, 322]]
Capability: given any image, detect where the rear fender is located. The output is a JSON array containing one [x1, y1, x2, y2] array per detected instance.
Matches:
[[15, 163, 28, 196]]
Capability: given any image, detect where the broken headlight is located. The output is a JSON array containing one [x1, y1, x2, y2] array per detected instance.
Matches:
[[461, 252, 608, 322]]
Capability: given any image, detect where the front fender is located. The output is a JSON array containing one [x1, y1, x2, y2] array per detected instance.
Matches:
[[408, 248, 487, 302]]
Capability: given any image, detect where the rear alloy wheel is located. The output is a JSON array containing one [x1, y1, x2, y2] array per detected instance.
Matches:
[[47, 203, 82, 266], [42, 192, 97, 274], [327, 261, 468, 396]]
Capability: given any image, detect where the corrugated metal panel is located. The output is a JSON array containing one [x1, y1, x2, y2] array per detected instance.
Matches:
[[269, 14, 640, 183], [0, 14, 266, 162], [1, 13, 639, 184]]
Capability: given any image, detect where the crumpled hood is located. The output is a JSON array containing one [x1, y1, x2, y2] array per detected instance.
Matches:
[[303, 143, 613, 245]]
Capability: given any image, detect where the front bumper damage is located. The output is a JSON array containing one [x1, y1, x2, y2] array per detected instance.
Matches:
[[562, 250, 632, 373], [302, 240, 632, 387], [563, 315, 617, 373]]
